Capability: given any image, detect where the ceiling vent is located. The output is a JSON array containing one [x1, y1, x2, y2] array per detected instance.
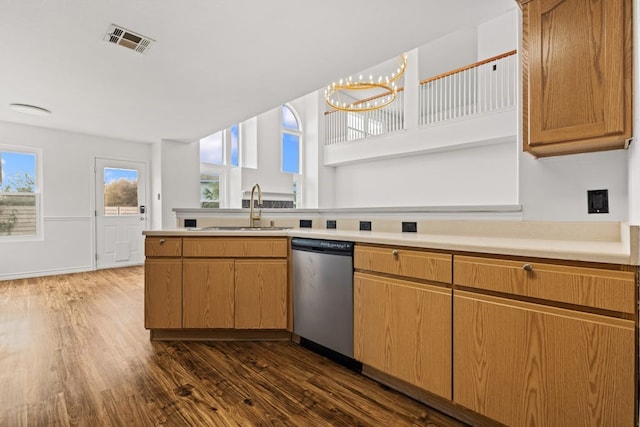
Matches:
[[104, 25, 154, 54]]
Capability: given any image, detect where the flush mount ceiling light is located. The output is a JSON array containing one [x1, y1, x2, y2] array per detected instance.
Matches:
[[104, 24, 154, 54], [9, 103, 51, 116], [324, 53, 408, 112]]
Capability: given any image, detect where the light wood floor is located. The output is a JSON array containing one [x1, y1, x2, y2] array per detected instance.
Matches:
[[0, 266, 466, 426]]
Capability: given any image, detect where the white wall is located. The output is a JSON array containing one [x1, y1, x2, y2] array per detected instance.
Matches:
[[477, 8, 518, 59], [328, 11, 519, 210], [520, 150, 628, 221], [334, 140, 518, 208], [241, 107, 295, 196], [150, 142, 162, 229], [159, 139, 200, 229], [418, 28, 477, 80], [325, 6, 631, 223], [0, 121, 151, 279]]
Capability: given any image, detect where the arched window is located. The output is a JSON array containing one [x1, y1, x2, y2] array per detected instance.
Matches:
[[281, 105, 301, 174]]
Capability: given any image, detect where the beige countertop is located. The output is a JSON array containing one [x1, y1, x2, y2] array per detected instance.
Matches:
[[144, 221, 639, 265]]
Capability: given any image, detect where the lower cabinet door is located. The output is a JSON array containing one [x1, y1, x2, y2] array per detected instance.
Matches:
[[144, 259, 182, 329], [453, 291, 635, 427], [234, 259, 287, 329], [182, 259, 235, 328], [354, 272, 452, 399]]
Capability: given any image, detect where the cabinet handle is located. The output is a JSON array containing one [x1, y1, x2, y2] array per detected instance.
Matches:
[[523, 263, 533, 272], [159, 239, 166, 245], [392, 250, 399, 256]]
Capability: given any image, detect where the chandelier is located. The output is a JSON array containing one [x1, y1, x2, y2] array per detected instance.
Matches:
[[324, 53, 407, 112]]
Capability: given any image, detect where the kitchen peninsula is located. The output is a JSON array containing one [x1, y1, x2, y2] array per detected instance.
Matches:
[[144, 218, 638, 426]]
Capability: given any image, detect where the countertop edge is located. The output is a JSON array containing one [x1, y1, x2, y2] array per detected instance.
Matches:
[[143, 226, 637, 266]]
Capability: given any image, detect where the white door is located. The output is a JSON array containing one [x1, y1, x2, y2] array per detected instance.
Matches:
[[95, 158, 146, 269]]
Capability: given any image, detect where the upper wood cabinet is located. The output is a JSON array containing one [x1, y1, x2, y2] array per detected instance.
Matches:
[[519, 0, 632, 157]]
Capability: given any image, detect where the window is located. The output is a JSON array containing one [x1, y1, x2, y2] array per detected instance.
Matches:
[[200, 131, 224, 165], [0, 148, 39, 237], [103, 168, 139, 216], [199, 124, 239, 208], [230, 124, 239, 167], [282, 105, 301, 174], [200, 172, 220, 208]]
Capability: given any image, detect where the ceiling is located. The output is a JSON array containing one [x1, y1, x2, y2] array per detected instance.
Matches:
[[0, 0, 516, 144]]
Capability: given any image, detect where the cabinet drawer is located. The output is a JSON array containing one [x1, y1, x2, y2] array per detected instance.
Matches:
[[145, 237, 182, 257], [355, 245, 452, 283], [183, 237, 288, 258], [454, 256, 636, 314]]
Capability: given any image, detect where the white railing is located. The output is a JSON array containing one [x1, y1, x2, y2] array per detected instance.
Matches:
[[419, 50, 517, 126], [324, 90, 404, 145]]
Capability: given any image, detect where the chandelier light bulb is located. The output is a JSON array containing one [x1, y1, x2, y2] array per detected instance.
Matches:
[[323, 52, 407, 112]]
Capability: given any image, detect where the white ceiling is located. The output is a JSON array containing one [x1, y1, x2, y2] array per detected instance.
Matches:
[[0, 0, 516, 144]]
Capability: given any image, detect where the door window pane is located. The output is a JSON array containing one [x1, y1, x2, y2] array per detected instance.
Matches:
[[104, 168, 138, 216], [0, 150, 37, 236]]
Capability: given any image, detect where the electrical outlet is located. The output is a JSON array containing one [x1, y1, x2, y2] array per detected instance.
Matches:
[[326, 220, 337, 229], [402, 221, 417, 232], [587, 189, 609, 214], [359, 221, 372, 231], [300, 219, 313, 228]]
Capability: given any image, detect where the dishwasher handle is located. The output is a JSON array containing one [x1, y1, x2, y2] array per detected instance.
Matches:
[[291, 238, 354, 255]]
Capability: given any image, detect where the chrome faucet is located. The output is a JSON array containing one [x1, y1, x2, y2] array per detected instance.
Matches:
[[249, 183, 263, 227]]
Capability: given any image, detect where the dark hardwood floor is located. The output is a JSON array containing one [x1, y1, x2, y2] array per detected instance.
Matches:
[[0, 266, 466, 426]]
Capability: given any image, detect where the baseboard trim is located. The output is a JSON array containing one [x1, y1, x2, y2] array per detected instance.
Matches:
[[149, 329, 292, 342], [0, 265, 94, 281]]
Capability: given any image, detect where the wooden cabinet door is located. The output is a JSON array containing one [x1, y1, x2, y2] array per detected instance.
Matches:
[[522, 0, 631, 156], [144, 259, 182, 329], [234, 259, 287, 329], [354, 272, 452, 399], [454, 290, 635, 427], [182, 259, 234, 328]]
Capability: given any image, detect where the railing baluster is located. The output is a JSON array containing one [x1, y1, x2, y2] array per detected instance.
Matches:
[[325, 50, 517, 145]]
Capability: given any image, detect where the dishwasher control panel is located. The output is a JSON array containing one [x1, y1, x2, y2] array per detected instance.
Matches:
[[291, 238, 354, 253]]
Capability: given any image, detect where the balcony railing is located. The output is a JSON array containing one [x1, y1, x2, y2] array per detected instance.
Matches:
[[324, 90, 404, 146], [419, 50, 517, 126], [323, 50, 517, 146]]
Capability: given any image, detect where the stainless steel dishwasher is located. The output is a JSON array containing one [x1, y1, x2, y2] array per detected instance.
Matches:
[[292, 238, 356, 363]]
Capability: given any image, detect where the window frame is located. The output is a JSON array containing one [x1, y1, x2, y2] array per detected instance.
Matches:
[[199, 123, 240, 208], [199, 167, 223, 208], [281, 104, 302, 174], [0, 145, 42, 241]]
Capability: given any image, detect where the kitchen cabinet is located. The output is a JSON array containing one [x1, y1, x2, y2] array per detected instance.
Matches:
[[144, 237, 182, 329], [353, 245, 452, 399], [235, 259, 287, 329], [182, 237, 288, 330], [453, 256, 636, 426], [145, 236, 289, 332], [182, 259, 234, 328], [519, 0, 632, 157]]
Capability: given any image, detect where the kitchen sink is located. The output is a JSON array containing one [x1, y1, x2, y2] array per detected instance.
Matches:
[[188, 226, 292, 231]]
